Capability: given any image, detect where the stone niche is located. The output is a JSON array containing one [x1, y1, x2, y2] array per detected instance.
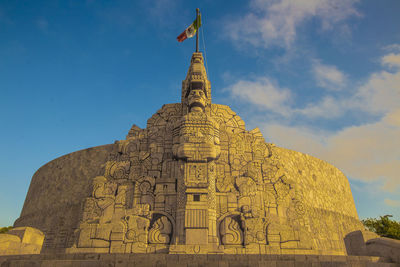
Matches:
[[14, 52, 365, 255]]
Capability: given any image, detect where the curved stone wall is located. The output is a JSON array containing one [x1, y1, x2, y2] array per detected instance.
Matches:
[[273, 146, 363, 253], [274, 146, 358, 219], [14, 144, 116, 251]]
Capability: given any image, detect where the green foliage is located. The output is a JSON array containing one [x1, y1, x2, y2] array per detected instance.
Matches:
[[0, 226, 13, 234], [362, 215, 400, 240]]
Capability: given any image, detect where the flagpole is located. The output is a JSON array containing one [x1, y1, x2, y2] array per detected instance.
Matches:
[[196, 8, 199, 52]]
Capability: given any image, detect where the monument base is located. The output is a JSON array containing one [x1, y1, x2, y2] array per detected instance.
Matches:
[[0, 253, 395, 267]]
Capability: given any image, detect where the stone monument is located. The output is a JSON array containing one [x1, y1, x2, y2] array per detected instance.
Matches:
[[12, 52, 366, 256]]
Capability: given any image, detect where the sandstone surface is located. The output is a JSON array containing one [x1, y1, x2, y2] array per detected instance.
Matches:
[[10, 53, 366, 256]]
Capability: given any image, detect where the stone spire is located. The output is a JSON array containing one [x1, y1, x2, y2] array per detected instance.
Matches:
[[181, 52, 211, 107]]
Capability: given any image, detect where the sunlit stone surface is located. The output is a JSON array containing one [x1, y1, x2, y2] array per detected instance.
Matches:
[[13, 53, 365, 255]]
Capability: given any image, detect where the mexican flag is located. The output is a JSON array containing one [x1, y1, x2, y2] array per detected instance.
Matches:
[[177, 13, 202, 42]]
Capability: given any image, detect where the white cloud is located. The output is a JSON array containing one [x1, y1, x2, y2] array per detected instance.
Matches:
[[225, 77, 292, 116], [382, 53, 400, 69], [263, 123, 327, 154], [226, 50, 400, 192], [384, 199, 400, 208], [384, 108, 400, 126], [383, 44, 400, 52], [301, 52, 400, 118], [296, 96, 345, 118], [226, 51, 400, 120], [263, 110, 400, 192], [353, 69, 400, 115], [226, 0, 360, 48], [312, 61, 347, 90]]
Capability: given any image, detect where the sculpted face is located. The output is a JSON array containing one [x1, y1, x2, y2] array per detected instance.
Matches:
[[188, 89, 207, 110]]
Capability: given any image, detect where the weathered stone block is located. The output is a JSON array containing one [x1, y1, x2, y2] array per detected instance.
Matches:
[[344, 231, 379, 256], [0, 227, 44, 255]]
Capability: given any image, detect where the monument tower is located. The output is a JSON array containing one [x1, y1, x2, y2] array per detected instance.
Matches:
[[174, 52, 218, 246], [11, 51, 366, 255]]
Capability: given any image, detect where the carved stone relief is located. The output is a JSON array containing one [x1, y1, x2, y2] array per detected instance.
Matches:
[[148, 216, 172, 244], [67, 52, 358, 255], [220, 216, 243, 245]]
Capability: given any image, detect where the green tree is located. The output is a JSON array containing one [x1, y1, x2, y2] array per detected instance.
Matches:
[[362, 215, 400, 240], [0, 226, 13, 234]]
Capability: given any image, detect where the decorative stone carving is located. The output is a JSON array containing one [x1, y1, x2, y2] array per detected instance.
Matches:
[[235, 204, 266, 246], [173, 111, 220, 162], [91, 176, 117, 224], [82, 198, 101, 223], [185, 163, 207, 187], [105, 161, 130, 180], [115, 184, 128, 208], [62, 51, 363, 255], [124, 215, 150, 244], [216, 171, 235, 193], [235, 176, 257, 197], [219, 216, 243, 245], [148, 216, 172, 244]]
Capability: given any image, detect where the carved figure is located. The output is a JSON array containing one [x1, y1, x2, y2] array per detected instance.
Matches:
[[235, 176, 256, 197], [115, 184, 128, 207], [137, 177, 155, 209], [173, 111, 220, 162], [82, 198, 101, 223], [188, 89, 207, 112], [124, 204, 152, 251], [92, 176, 117, 224], [124, 216, 150, 244]]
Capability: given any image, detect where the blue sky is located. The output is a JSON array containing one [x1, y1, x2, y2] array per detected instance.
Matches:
[[0, 0, 399, 227]]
